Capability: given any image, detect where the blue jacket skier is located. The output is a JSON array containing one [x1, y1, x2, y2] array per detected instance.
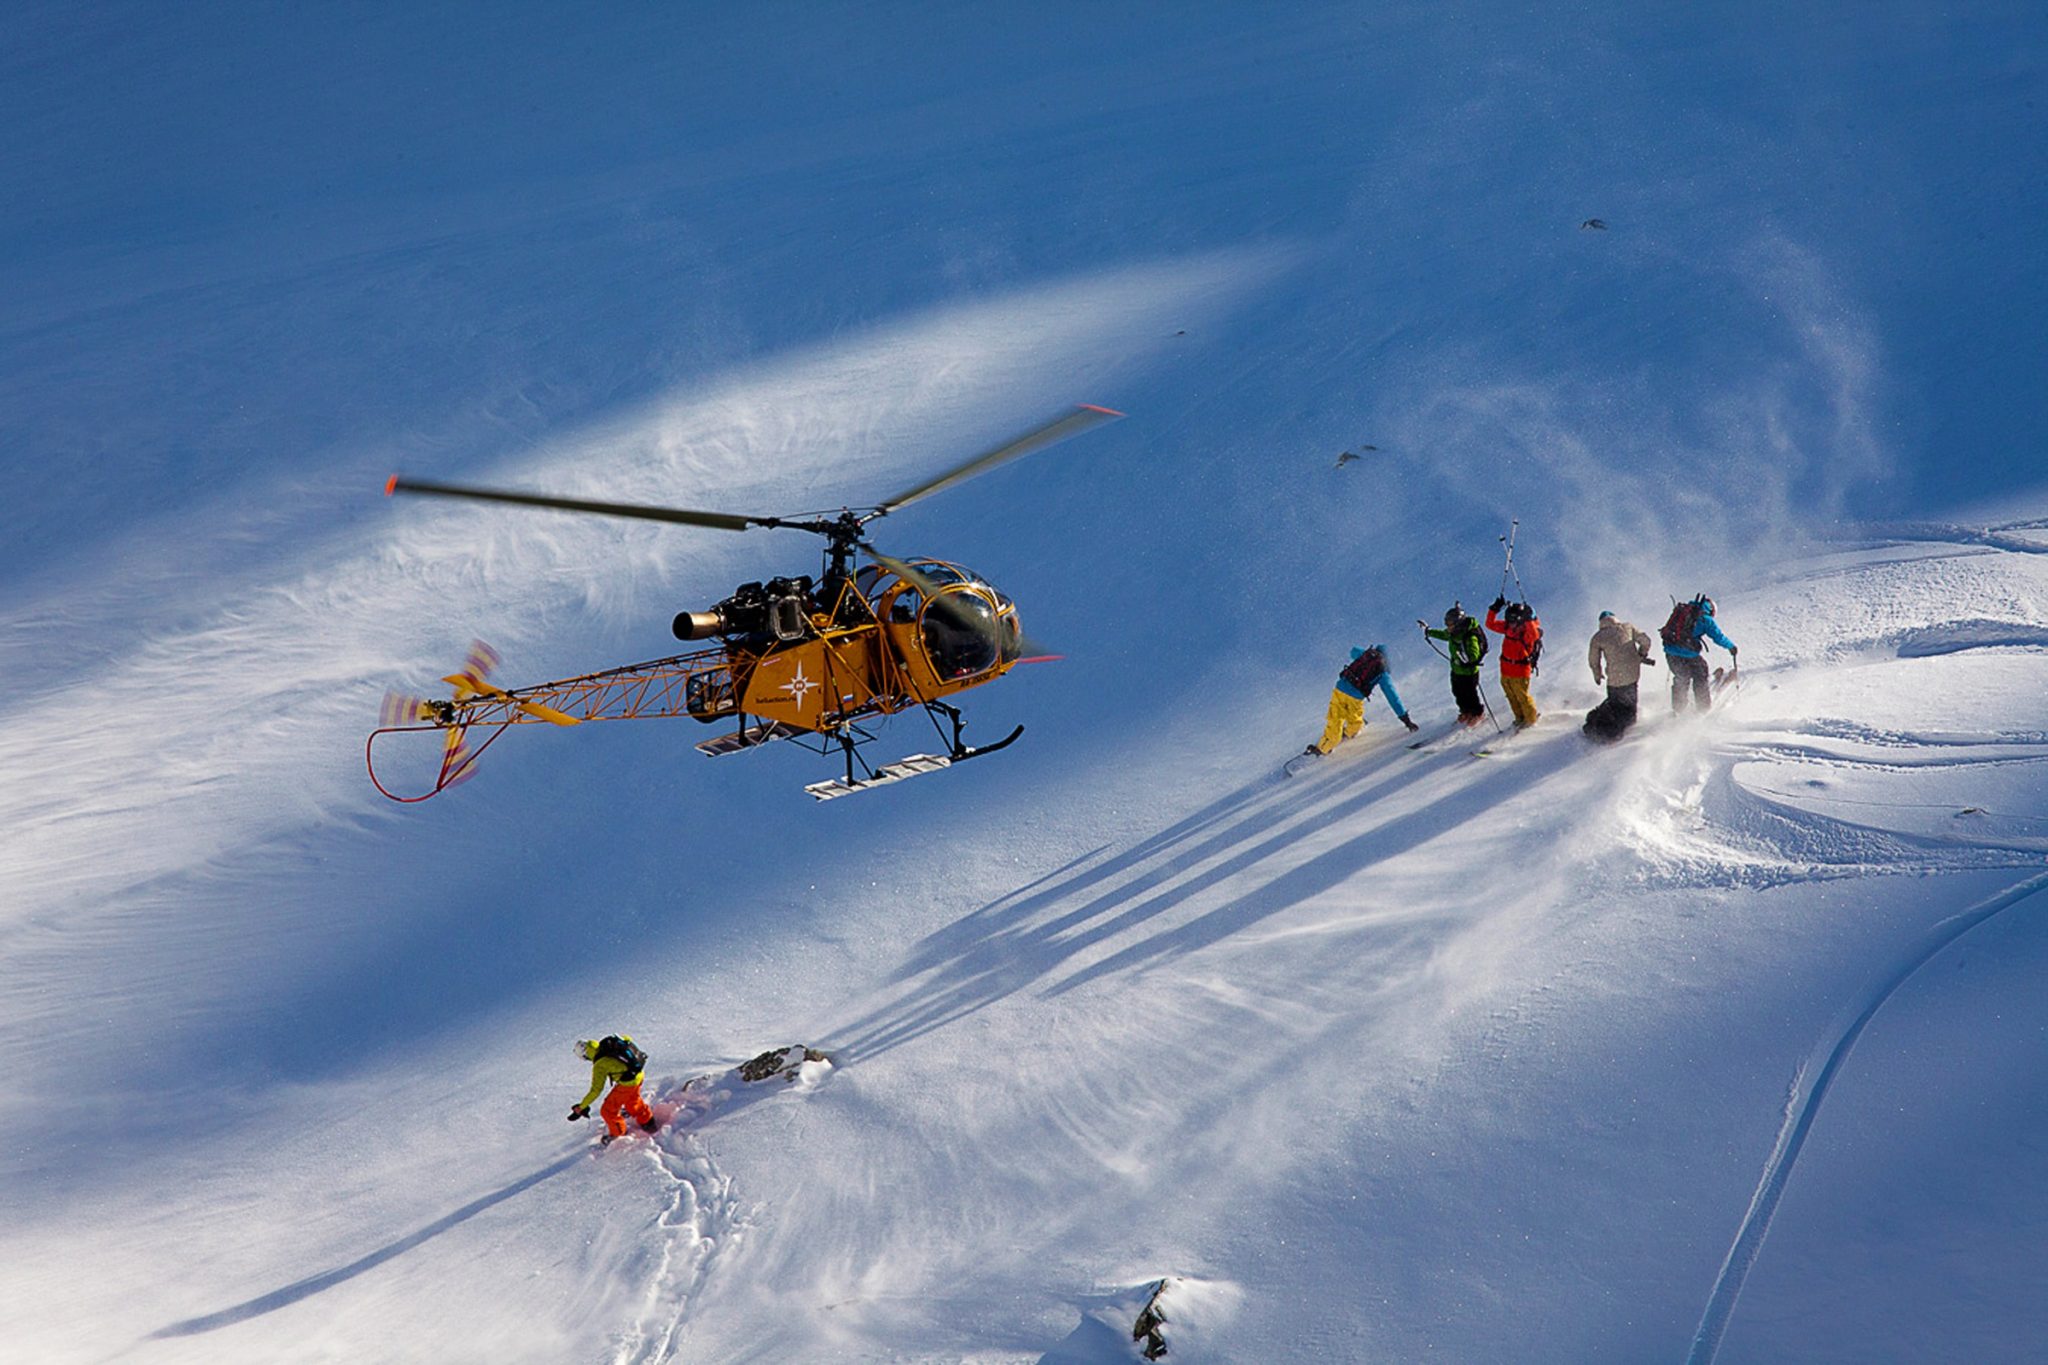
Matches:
[[1661, 596, 1737, 712], [1305, 645, 1419, 756]]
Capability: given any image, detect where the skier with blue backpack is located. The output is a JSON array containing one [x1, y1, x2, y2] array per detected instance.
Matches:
[[1660, 595, 1737, 712]]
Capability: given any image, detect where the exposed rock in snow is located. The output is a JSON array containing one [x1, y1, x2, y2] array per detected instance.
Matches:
[[737, 1045, 832, 1084]]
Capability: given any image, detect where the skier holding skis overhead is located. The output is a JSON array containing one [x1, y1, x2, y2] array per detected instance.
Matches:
[[569, 1035, 661, 1145], [1420, 606, 1489, 727], [1660, 595, 1736, 713], [1484, 596, 1543, 728], [1302, 644, 1420, 758]]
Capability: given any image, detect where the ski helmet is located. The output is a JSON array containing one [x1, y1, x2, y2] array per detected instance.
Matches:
[[1444, 606, 1463, 629], [1700, 596, 1716, 615], [576, 1039, 597, 1060], [1506, 602, 1531, 624]]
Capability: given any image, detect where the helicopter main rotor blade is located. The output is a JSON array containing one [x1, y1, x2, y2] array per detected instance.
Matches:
[[385, 475, 768, 533], [873, 404, 1123, 516]]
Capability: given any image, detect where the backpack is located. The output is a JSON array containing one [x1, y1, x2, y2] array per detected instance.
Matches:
[[1462, 619, 1488, 665], [597, 1035, 647, 1076], [1660, 598, 1704, 649], [1525, 621, 1543, 674], [1339, 647, 1385, 694]]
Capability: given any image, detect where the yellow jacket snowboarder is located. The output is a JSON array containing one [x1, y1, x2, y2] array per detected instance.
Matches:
[[570, 1035, 660, 1144]]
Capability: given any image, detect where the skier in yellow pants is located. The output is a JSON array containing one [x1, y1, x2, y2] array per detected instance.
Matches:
[[1306, 644, 1419, 757], [1485, 597, 1544, 729]]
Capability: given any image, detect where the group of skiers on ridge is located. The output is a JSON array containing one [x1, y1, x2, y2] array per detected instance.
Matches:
[[1304, 589, 1737, 757]]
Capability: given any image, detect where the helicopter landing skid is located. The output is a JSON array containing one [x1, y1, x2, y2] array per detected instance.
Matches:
[[696, 719, 804, 757], [803, 706, 1024, 800], [805, 753, 952, 801]]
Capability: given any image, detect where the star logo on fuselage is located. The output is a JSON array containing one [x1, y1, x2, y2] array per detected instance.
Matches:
[[779, 664, 817, 707]]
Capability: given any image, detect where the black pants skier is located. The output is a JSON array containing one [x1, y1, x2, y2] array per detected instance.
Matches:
[[1584, 682, 1638, 743], [1670, 656, 1712, 712], [1451, 672, 1484, 724]]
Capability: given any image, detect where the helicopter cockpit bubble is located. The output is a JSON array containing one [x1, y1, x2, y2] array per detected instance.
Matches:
[[913, 562, 967, 587], [920, 589, 1002, 679]]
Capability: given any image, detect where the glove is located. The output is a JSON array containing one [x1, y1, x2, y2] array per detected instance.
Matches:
[[568, 1105, 589, 1122], [1730, 646, 1739, 661], [1643, 656, 1657, 668], [1490, 595, 1506, 613], [1402, 715, 1420, 733]]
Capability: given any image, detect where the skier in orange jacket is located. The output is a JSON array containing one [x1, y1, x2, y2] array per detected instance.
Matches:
[[1484, 596, 1543, 728], [569, 1035, 661, 1144]]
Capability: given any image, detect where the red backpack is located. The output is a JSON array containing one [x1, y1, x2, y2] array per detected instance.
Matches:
[[1660, 598, 1704, 649], [1339, 648, 1385, 693]]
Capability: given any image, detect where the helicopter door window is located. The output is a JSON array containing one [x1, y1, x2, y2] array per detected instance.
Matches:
[[889, 588, 922, 623], [921, 591, 1000, 678]]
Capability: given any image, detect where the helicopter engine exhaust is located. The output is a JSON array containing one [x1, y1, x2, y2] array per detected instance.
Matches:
[[672, 610, 726, 640]]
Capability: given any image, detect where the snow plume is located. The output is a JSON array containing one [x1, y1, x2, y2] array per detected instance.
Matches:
[[1384, 232, 1890, 616], [0, 250, 1273, 1068]]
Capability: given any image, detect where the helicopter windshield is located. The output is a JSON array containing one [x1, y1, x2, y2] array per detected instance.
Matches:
[[920, 590, 1001, 678], [912, 562, 967, 587]]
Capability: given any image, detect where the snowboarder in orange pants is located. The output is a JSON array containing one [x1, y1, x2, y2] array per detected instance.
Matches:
[[570, 1036, 661, 1144]]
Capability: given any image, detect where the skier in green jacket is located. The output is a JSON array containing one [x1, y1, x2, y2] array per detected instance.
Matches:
[[1419, 604, 1488, 727]]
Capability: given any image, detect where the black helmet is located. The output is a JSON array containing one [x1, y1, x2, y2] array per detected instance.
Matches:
[[1505, 601, 1532, 624], [1444, 605, 1464, 629]]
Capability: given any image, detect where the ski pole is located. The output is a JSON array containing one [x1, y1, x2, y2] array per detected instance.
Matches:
[[1417, 620, 1452, 663], [1476, 677, 1505, 734]]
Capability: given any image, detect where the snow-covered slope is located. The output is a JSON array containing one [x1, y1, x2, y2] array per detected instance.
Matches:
[[2, 6, 2043, 1362]]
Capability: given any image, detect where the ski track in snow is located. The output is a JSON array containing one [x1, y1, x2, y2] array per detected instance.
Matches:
[[611, 1125, 737, 1365], [611, 1060, 837, 1360], [1667, 527, 2048, 1360], [1686, 870, 2048, 1365]]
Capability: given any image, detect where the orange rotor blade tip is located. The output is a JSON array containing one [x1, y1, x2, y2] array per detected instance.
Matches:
[[1079, 404, 1125, 417], [384, 474, 400, 496]]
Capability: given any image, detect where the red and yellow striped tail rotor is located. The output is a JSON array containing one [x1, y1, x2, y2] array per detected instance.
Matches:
[[443, 639, 503, 698], [380, 691, 434, 729], [441, 726, 484, 788]]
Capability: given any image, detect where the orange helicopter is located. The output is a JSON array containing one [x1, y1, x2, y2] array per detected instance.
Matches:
[[369, 404, 1122, 802]]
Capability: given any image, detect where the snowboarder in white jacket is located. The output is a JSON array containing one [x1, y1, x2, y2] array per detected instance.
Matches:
[[1584, 611, 1656, 742]]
